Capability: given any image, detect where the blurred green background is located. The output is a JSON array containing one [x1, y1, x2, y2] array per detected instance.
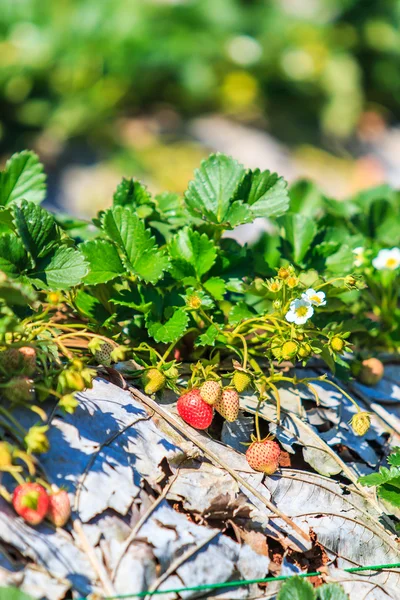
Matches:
[[1, 0, 400, 213]]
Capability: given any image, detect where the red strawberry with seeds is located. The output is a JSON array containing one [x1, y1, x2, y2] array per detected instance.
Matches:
[[177, 389, 213, 430], [215, 388, 239, 422], [246, 439, 281, 475], [47, 489, 71, 527], [199, 380, 221, 405], [12, 483, 49, 525]]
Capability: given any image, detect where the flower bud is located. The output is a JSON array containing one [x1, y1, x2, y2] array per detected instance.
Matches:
[[187, 294, 202, 309], [0, 442, 13, 468], [25, 425, 50, 454], [59, 394, 79, 414], [277, 266, 292, 280], [266, 279, 282, 293], [350, 412, 371, 436], [298, 343, 312, 358], [330, 336, 345, 353], [272, 299, 282, 310], [286, 275, 299, 289]]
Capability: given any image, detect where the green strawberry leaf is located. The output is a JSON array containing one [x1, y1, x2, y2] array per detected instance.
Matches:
[[195, 324, 221, 347], [246, 169, 289, 218], [113, 177, 152, 207], [223, 201, 253, 227], [0, 151, 46, 206], [388, 448, 400, 466], [102, 206, 169, 284], [377, 478, 400, 508], [29, 246, 88, 289], [316, 583, 348, 600], [359, 466, 400, 487], [229, 302, 254, 325], [278, 213, 318, 264], [13, 200, 59, 260], [0, 234, 29, 275], [169, 228, 217, 280], [184, 153, 246, 226], [203, 277, 226, 300], [0, 278, 37, 306], [81, 239, 124, 285], [74, 289, 112, 324], [277, 576, 315, 600], [0, 588, 35, 600], [146, 308, 189, 343]]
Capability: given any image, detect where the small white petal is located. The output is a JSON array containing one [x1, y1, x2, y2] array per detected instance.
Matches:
[[373, 248, 400, 270], [302, 289, 326, 307]]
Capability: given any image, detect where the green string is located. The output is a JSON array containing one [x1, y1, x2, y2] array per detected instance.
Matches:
[[77, 562, 400, 599]]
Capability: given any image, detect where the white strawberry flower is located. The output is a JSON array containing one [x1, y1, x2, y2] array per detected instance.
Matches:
[[301, 288, 326, 307], [372, 248, 400, 271], [285, 299, 314, 325], [352, 246, 365, 267]]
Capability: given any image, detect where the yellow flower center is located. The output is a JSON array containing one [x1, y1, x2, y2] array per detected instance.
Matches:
[[311, 295, 321, 304], [296, 306, 308, 317], [386, 257, 398, 268]]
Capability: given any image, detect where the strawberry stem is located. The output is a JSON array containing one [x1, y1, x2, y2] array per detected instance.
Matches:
[[255, 399, 262, 442]]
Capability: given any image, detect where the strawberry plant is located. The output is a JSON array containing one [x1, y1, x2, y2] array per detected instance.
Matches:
[[359, 447, 400, 513], [0, 149, 399, 599]]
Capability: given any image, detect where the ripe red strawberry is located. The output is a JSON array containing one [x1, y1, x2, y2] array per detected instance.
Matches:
[[232, 371, 251, 393], [177, 389, 213, 430], [199, 380, 221, 405], [215, 388, 240, 422], [47, 489, 71, 527], [246, 439, 281, 475], [12, 483, 49, 525]]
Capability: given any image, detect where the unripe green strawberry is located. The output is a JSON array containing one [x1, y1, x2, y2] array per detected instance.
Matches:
[[142, 368, 166, 394], [177, 389, 213, 429], [232, 371, 251, 393], [93, 341, 115, 366], [298, 343, 312, 358], [281, 341, 297, 360], [215, 388, 240, 422], [357, 358, 384, 387], [3, 376, 33, 403], [246, 439, 281, 474], [330, 336, 345, 353], [0, 346, 36, 375], [350, 411, 371, 436], [199, 380, 221, 405], [47, 489, 71, 527], [12, 482, 49, 525]]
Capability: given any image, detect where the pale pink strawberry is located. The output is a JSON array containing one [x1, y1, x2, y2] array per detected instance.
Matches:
[[246, 439, 281, 475], [199, 380, 221, 405], [47, 490, 71, 527], [215, 388, 239, 422]]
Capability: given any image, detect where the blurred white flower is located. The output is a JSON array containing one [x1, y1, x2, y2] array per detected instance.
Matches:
[[301, 288, 326, 307], [226, 35, 262, 66], [353, 246, 365, 267], [285, 299, 314, 325], [372, 248, 400, 270]]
